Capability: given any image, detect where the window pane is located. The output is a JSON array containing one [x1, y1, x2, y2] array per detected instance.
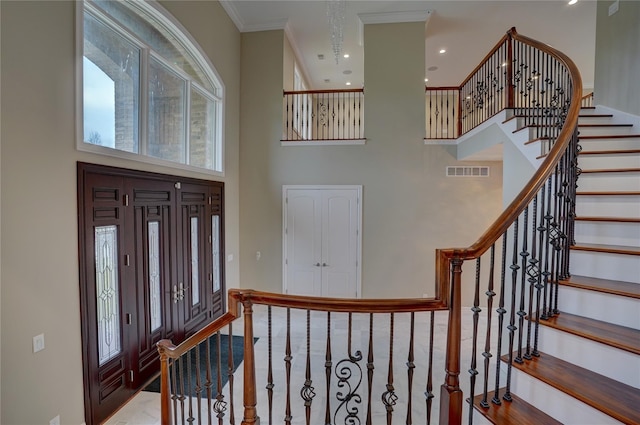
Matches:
[[190, 217, 200, 305], [95, 225, 122, 366], [189, 89, 216, 169], [94, 0, 216, 94], [148, 58, 186, 163], [148, 222, 162, 332], [84, 11, 140, 152], [212, 215, 221, 292]]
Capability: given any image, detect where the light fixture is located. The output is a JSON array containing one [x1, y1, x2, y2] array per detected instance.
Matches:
[[327, 0, 347, 64], [425, 78, 429, 82], [346, 82, 351, 86], [343, 53, 350, 59], [568, 0, 578, 4], [439, 48, 447, 54]]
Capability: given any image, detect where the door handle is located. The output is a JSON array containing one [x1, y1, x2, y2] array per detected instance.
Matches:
[[178, 282, 185, 301], [172, 284, 179, 303]]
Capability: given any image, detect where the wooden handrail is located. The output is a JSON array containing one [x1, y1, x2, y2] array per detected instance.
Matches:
[[425, 86, 460, 91], [283, 88, 364, 95], [460, 32, 510, 89]]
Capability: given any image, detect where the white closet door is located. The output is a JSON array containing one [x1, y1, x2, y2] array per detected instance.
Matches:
[[284, 186, 360, 298], [321, 190, 358, 298], [285, 189, 323, 296]]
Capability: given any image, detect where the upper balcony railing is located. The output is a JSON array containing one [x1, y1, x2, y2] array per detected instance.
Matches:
[[282, 88, 365, 142]]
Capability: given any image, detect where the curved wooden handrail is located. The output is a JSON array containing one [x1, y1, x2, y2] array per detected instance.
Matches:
[[460, 32, 510, 89], [436, 27, 583, 270]]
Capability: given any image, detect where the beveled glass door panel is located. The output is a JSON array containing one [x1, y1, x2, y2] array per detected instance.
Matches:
[[212, 215, 221, 292], [190, 216, 200, 305], [95, 225, 122, 365], [148, 221, 161, 332]]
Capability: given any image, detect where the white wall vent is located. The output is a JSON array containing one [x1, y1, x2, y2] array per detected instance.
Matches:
[[446, 166, 490, 177]]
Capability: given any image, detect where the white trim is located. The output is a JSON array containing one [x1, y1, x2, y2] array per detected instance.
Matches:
[[218, 0, 244, 31], [358, 9, 432, 25], [242, 18, 289, 33], [281, 139, 366, 146], [282, 185, 363, 299], [284, 22, 312, 90]]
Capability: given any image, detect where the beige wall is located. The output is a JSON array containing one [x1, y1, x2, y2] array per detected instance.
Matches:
[[239, 22, 503, 301], [0, 1, 241, 423], [594, 0, 640, 115]]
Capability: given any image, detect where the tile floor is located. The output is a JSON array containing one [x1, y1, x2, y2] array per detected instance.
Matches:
[[106, 306, 495, 424]]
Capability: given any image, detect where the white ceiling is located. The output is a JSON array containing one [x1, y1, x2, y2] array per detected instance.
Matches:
[[220, 0, 597, 90]]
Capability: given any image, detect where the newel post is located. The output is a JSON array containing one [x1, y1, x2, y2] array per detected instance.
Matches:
[[440, 257, 464, 425], [158, 343, 172, 425], [241, 299, 259, 425]]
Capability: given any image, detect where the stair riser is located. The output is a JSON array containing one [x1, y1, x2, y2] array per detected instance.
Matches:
[[578, 116, 615, 125], [578, 126, 637, 136], [576, 195, 640, 218], [569, 250, 640, 284], [579, 138, 640, 151], [574, 221, 640, 246], [577, 173, 640, 191], [558, 285, 640, 328], [510, 370, 620, 424], [578, 153, 640, 169], [537, 325, 640, 388]]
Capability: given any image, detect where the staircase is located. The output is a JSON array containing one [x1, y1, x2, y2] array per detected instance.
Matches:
[[472, 106, 640, 424]]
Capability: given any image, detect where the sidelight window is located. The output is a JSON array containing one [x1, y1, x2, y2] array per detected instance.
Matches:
[[79, 0, 224, 173]]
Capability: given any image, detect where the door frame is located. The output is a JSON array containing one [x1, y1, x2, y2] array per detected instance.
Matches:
[[282, 185, 362, 298]]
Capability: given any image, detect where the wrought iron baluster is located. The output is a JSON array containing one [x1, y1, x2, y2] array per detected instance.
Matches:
[[366, 313, 374, 425], [228, 325, 236, 425], [382, 313, 397, 425], [504, 217, 520, 402], [178, 357, 186, 425], [525, 196, 540, 360], [300, 310, 315, 425], [335, 312, 363, 424], [187, 348, 194, 424], [492, 233, 508, 405], [267, 306, 274, 425], [205, 334, 213, 422], [285, 308, 292, 424], [542, 175, 554, 319], [515, 206, 530, 364], [468, 257, 482, 425], [325, 312, 332, 425], [481, 244, 496, 408], [406, 312, 415, 425], [214, 332, 227, 423], [426, 311, 435, 425]]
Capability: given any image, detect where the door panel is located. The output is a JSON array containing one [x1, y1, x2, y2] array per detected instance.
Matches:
[[286, 190, 322, 296], [322, 190, 358, 298]]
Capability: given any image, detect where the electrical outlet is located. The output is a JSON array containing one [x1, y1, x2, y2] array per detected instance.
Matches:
[[33, 333, 45, 353], [49, 415, 60, 425]]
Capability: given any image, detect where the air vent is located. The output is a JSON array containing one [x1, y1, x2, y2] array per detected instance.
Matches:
[[446, 166, 490, 177]]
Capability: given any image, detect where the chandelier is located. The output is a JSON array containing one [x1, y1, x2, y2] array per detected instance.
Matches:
[[326, 0, 346, 64]]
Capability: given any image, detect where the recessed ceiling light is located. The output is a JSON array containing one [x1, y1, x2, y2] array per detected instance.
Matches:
[[568, 0, 578, 4], [346, 82, 351, 86], [343, 53, 350, 58], [425, 78, 429, 82], [439, 49, 446, 54]]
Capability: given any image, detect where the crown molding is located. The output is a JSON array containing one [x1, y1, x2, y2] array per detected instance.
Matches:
[[242, 18, 289, 33], [357, 10, 432, 46], [358, 9, 432, 25], [219, 0, 244, 31]]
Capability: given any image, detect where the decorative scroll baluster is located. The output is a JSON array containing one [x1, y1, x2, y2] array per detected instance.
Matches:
[[187, 351, 194, 423], [426, 311, 435, 425], [194, 342, 203, 419], [285, 308, 292, 424], [468, 258, 482, 425], [533, 182, 548, 356], [228, 325, 236, 425], [366, 313, 374, 425], [382, 313, 397, 425], [335, 312, 363, 424], [550, 163, 562, 316], [406, 312, 415, 425], [267, 306, 274, 425], [205, 336, 213, 421], [504, 216, 520, 402], [178, 357, 186, 424], [515, 206, 529, 364], [300, 310, 316, 425], [325, 312, 332, 425], [480, 244, 496, 408], [492, 234, 508, 405], [541, 175, 553, 320]]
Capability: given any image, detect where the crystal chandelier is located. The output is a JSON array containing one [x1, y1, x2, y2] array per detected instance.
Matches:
[[326, 0, 346, 64]]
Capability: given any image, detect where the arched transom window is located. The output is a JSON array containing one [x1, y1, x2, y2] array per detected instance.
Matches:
[[80, 0, 224, 173]]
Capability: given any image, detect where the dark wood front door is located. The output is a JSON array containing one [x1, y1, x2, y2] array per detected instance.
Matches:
[[78, 163, 224, 424]]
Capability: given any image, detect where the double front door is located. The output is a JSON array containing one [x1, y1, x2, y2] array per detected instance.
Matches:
[[283, 186, 361, 298], [78, 163, 224, 424]]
